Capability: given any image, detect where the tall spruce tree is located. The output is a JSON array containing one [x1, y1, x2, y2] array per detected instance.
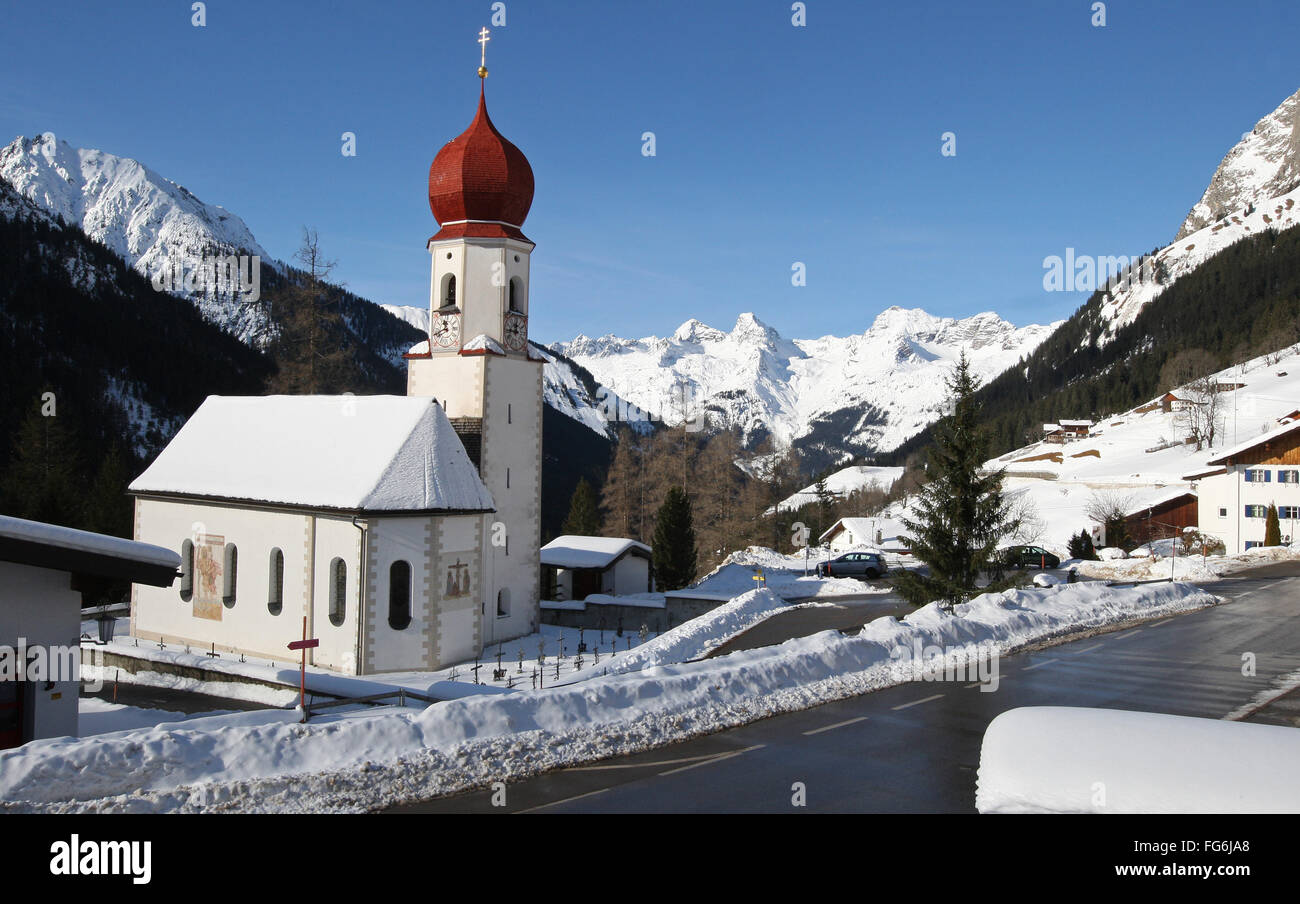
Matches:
[[894, 353, 1017, 608], [2, 402, 83, 527], [1265, 503, 1282, 546], [562, 477, 602, 536], [652, 485, 698, 591]]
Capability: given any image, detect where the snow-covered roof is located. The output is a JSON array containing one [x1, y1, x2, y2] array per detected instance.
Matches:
[[0, 514, 180, 586], [819, 517, 876, 543], [1204, 419, 1300, 467], [461, 334, 505, 356], [0, 515, 179, 569], [1122, 488, 1197, 516], [130, 396, 495, 513], [540, 536, 651, 569]]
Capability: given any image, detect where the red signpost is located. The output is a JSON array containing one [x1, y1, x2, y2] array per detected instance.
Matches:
[[288, 616, 320, 721]]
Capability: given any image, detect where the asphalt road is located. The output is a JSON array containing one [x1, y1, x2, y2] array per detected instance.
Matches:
[[388, 561, 1300, 814], [707, 595, 913, 657]]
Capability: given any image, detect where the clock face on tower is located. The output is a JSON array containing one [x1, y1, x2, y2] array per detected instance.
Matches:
[[432, 311, 461, 349], [503, 312, 528, 351]]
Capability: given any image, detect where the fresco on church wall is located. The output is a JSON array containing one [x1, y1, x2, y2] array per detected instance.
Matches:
[[444, 558, 471, 598], [193, 533, 225, 621]]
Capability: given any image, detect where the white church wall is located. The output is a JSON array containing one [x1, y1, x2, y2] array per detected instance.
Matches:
[[408, 354, 485, 411], [365, 515, 435, 674], [480, 354, 543, 647], [433, 514, 484, 666], [133, 499, 314, 663], [132, 500, 366, 673], [0, 561, 81, 742], [309, 515, 363, 673]]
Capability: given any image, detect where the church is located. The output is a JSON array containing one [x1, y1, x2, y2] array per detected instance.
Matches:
[[129, 41, 544, 675]]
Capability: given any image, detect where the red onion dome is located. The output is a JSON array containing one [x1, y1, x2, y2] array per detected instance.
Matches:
[[428, 86, 534, 242]]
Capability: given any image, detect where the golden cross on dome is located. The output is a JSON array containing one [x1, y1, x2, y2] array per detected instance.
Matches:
[[477, 27, 490, 78]]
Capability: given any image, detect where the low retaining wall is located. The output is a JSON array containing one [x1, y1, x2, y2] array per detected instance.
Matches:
[[541, 596, 724, 632]]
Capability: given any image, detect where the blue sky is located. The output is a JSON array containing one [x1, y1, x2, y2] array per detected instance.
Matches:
[[3, 0, 1297, 344]]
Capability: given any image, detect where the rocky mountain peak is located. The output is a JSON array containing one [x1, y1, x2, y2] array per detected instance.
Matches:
[[1177, 88, 1300, 240]]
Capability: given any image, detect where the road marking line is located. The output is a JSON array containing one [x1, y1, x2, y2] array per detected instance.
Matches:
[[515, 786, 609, 813], [803, 716, 867, 736], [567, 751, 723, 772], [892, 694, 944, 710], [1070, 643, 1104, 654], [1113, 629, 1143, 639], [658, 744, 765, 776], [1149, 618, 1175, 626], [1022, 658, 1059, 671]]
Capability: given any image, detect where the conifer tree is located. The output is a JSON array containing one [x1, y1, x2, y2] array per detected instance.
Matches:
[[1067, 529, 1098, 561], [84, 445, 134, 538], [652, 485, 698, 591], [2, 402, 83, 527], [562, 477, 602, 536], [1265, 503, 1282, 547], [894, 354, 1017, 608]]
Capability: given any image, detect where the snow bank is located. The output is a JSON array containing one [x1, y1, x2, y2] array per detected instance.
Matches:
[[563, 589, 789, 680], [977, 707, 1300, 813], [0, 581, 1216, 812]]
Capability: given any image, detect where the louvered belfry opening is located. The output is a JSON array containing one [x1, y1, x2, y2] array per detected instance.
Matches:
[[449, 417, 483, 472]]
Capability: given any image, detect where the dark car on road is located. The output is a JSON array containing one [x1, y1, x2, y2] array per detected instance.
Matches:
[[816, 551, 889, 580], [998, 545, 1060, 569]]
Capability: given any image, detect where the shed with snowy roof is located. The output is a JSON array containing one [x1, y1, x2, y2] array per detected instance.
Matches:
[[128, 395, 519, 675], [0, 514, 180, 748], [540, 536, 653, 602]]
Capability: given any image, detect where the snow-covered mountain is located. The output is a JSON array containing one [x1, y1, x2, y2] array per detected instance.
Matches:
[[0, 132, 272, 342], [0, 133, 620, 439], [1097, 89, 1300, 340], [379, 303, 429, 333], [1177, 88, 1300, 240], [554, 308, 1059, 463]]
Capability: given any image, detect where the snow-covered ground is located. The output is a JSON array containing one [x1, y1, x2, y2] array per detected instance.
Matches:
[[690, 546, 897, 599], [78, 697, 235, 737], [87, 620, 662, 702], [977, 706, 1300, 813], [1, 580, 1215, 812], [979, 344, 1300, 555], [1070, 542, 1300, 584]]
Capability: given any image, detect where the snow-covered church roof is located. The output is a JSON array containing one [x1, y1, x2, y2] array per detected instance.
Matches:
[[540, 536, 651, 569], [130, 396, 495, 513]]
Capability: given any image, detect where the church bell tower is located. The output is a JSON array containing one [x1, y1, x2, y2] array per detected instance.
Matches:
[[407, 28, 543, 647]]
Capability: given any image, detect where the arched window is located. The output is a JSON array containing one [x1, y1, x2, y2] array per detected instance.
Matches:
[[268, 548, 284, 615], [329, 557, 347, 626], [389, 560, 411, 630], [222, 543, 238, 608], [508, 277, 521, 312], [440, 273, 457, 309], [497, 587, 511, 618], [179, 539, 194, 602]]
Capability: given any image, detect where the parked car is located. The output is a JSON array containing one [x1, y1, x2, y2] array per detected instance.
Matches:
[[817, 551, 889, 580], [998, 545, 1061, 570]]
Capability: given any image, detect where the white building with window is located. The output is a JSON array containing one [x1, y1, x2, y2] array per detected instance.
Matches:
[[129, 75, 548, 675], [129, 395, 519, 675], [1, 515, 178, 748], [1185, 420, 1300, 554]]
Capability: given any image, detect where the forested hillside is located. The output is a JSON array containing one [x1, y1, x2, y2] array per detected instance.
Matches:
[[886, 224, 1300, 465]]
